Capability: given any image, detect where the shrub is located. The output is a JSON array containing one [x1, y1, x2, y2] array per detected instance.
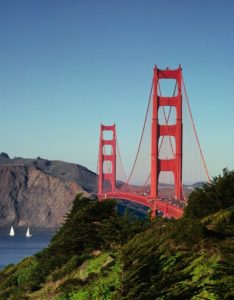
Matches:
[[184, 168, 234, 219], [172, 218, 207, 245]]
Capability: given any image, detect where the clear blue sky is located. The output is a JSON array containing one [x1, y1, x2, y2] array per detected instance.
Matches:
[[0, 0, 233, 180]]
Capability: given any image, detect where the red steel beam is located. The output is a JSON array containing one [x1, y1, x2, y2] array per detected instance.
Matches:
[[98, 192, 183, 219]]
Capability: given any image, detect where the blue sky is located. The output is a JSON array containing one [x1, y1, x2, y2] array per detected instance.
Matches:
[[0, 0, 233, 180]]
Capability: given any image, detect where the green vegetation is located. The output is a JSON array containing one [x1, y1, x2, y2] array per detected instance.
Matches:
[[1, 169, 234, 299], [0, 194, 146, 299], [184, 168, 234, 219]]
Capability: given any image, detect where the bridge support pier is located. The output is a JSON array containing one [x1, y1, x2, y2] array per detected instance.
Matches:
[[150, 209, 156, 219]]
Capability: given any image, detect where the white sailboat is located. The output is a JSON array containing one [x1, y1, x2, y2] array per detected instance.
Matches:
[[9, 226, 15, 236], [26, 227, 32, 238]]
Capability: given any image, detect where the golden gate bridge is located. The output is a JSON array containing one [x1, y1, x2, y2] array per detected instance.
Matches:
[[97, 66, 210, 218]]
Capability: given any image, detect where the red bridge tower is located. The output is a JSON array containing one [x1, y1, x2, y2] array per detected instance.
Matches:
[[98, 124, 116, 194], [151, 66, 183, 200]]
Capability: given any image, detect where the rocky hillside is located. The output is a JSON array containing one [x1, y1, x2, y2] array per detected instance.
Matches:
[[0, 153, 96, 228], [0, 153, 97, 192]]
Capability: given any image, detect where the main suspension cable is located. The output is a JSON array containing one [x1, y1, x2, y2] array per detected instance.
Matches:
[[143, 82, 175, 189], [182, 76, 211, 182], [126, 79, 153, 185]]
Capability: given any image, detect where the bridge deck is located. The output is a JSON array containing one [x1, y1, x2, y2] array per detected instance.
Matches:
[[98, 191, 184, 219]]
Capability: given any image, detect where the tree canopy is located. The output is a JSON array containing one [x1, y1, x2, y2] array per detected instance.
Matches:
[[184, 168, 234, 219]]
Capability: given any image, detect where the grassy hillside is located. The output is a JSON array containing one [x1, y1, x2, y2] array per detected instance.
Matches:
[[0, 169, 234, 299]]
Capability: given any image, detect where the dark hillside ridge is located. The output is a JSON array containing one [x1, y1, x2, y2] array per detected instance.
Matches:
[[0, 154, 97, 192]]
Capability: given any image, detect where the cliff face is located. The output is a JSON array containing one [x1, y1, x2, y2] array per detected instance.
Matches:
[[0, 165, 88, 228]]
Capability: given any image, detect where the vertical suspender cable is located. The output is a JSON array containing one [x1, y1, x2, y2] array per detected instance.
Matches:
[[182, 76, 211, 182], [116, 136, 132, 190]]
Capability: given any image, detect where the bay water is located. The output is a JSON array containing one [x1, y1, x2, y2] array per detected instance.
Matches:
[[0, 227, 56, 270]]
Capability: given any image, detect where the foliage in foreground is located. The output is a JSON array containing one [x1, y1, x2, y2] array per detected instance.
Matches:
[[0, 169, 234, 299], [0, 194, 146, 299], [184, 168, 234, 219]]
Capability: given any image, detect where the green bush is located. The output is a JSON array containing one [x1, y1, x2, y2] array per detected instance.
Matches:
[[184, 168, 234, 219], [51, 254, 90, 282], [172, 218, 206, 245], [202, 207, 234, 225], [15, 257, 39, 290]]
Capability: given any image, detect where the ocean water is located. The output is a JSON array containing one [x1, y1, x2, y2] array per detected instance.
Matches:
[[0, 227, 56, 270]]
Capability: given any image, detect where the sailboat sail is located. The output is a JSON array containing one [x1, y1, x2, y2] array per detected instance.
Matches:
[[9, 226, 15, 236], [26, 227, 32, 237]]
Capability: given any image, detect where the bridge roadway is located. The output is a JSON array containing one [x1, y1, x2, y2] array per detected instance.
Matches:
[[98, 192, 184, 219]]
